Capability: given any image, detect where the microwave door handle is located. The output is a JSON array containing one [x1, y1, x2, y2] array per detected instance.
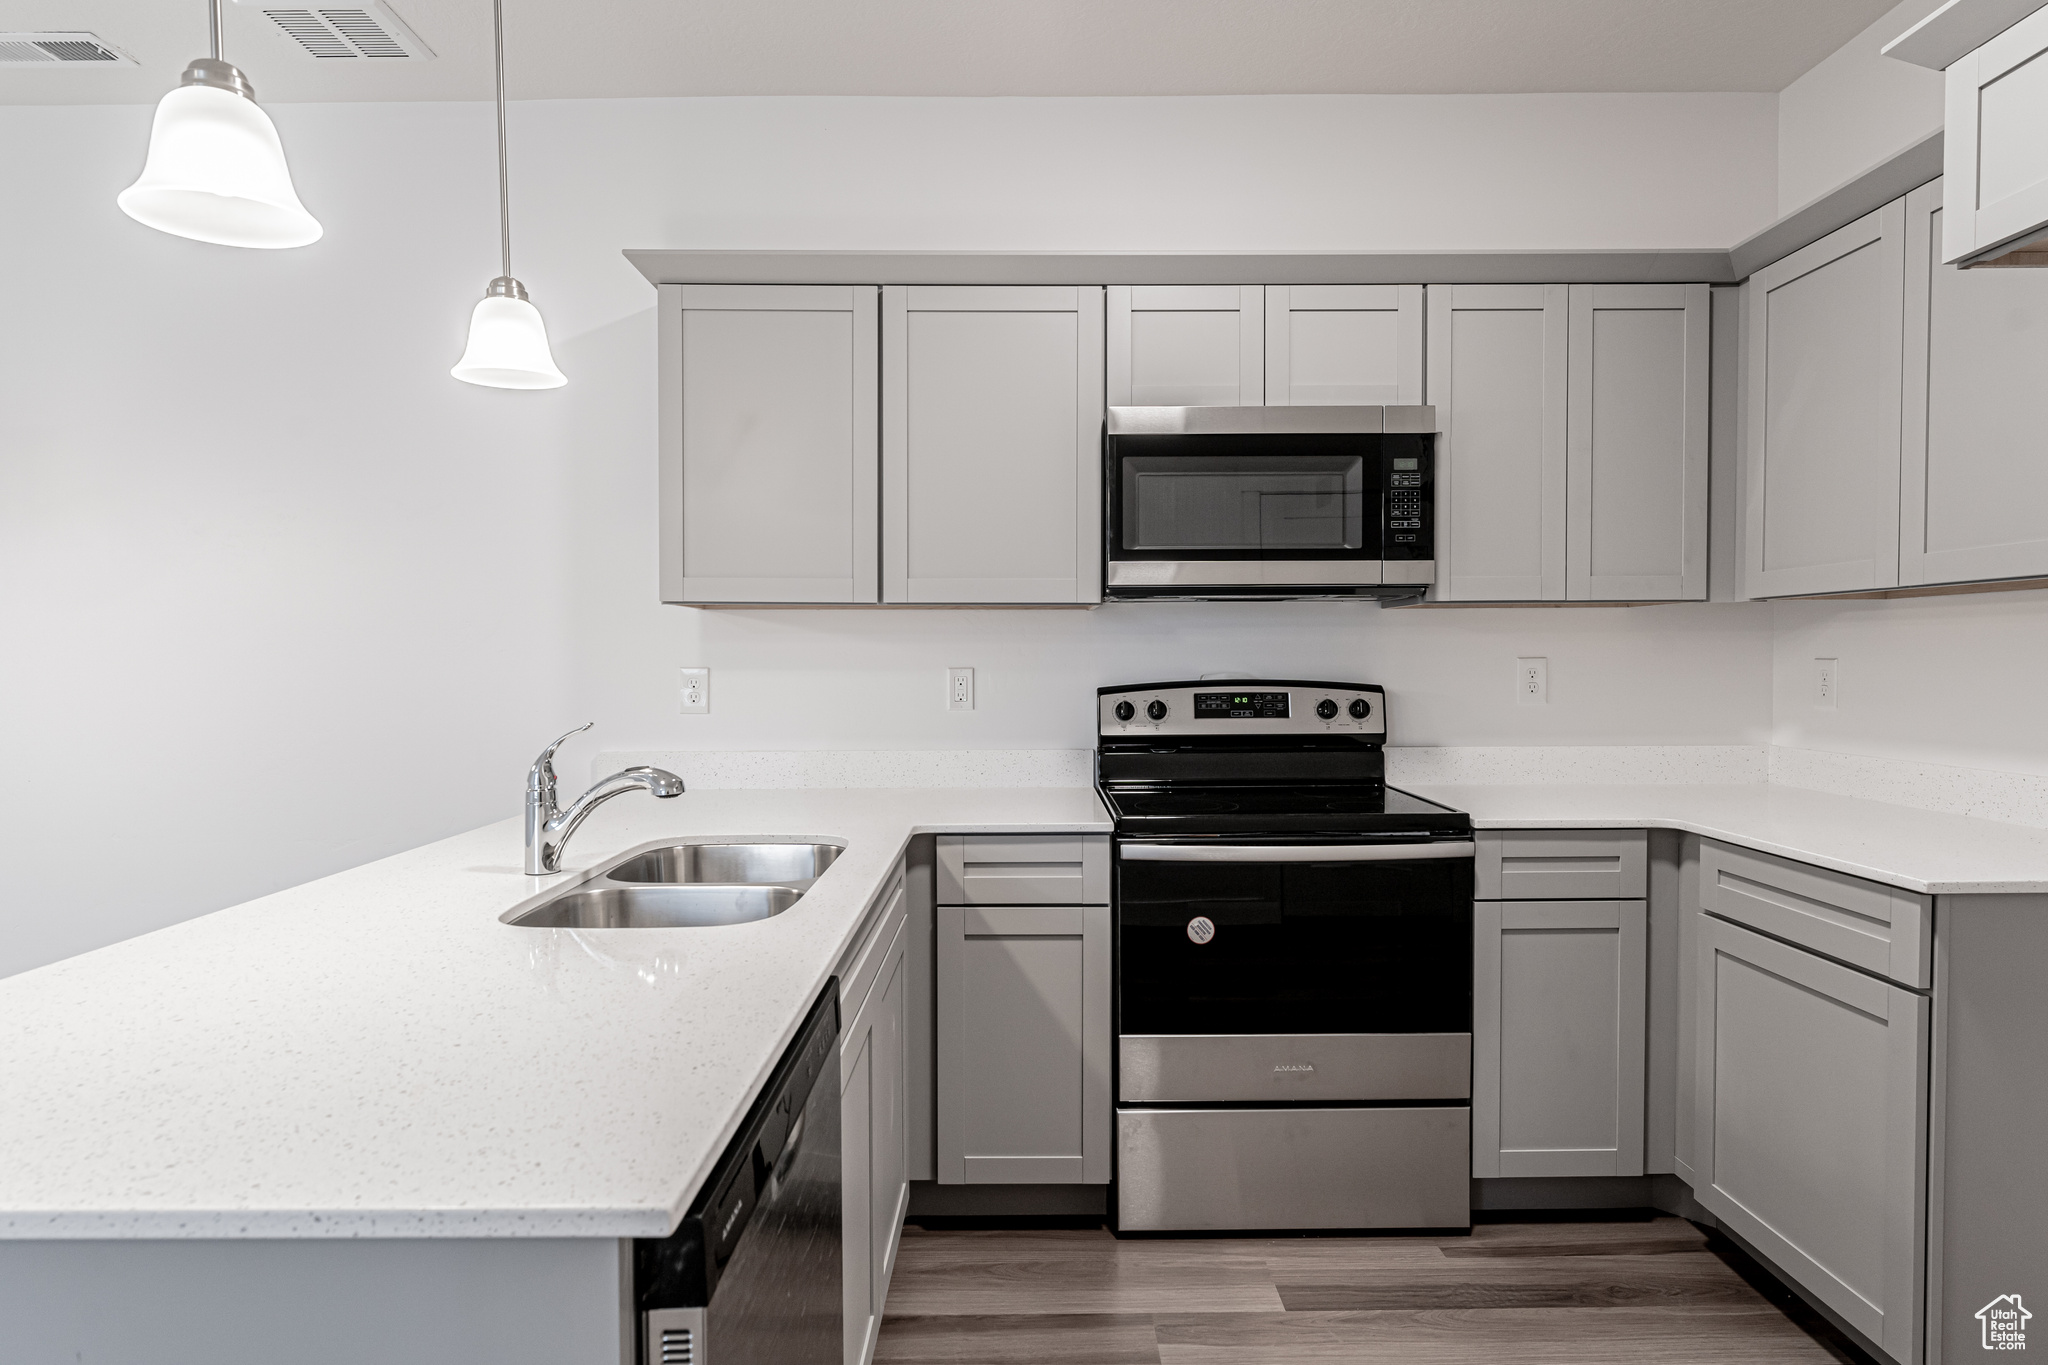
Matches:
[[1118, 841, 1475, 863]]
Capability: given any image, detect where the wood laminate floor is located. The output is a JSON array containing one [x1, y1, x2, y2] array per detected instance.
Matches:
[[875, 1216, 1877, 1364]]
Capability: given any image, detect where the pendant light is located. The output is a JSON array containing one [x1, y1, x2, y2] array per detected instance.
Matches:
[[117, 0, 321, 249], [450, 0, 566, 390]]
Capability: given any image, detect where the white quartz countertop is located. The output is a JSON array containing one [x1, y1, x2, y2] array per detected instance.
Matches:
[[0, 787, 1108, 1241], [1403, 782, 2048, 894]]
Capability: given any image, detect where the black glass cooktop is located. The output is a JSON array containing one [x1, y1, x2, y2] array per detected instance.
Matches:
[[1100, 783, 1468, 837]]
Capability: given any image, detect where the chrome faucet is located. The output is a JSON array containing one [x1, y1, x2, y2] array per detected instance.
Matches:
[[525, 723, 685, 875]]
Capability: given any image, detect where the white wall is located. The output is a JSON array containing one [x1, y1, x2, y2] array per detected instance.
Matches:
[[0, 91, 1780, 978], [1772, 589, 2048, 775], [1778, 0, 1945, 214]]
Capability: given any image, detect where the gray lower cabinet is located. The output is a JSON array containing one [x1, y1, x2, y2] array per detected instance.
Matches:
[[1693, 912, 1928, 1364], [882, 285, 1105, 604], [657, 284, 880, 605], [1742, 201, 1907, 598], [1901, 178, 2048, 588], [842, 864, 911, 1365], [935, 836, 1112, 1184], [1473, 899, 1647, 1177]]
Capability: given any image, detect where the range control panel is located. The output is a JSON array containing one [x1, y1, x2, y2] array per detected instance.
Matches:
[[1100, 681, 1385, 738]]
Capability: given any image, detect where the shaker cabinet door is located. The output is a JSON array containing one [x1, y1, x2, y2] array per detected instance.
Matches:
[[1473, 900, 1647, 1178], [660, 283, 879, 604], [843, 922, 909, 1365], [1426, 284, 1569, 601], [883, 286, 1105, 603], [1693, 915, 1928, 1364], [1108, 285, 1263, 406], [1942, 3, 2048, 266], [1566, 284, 1710, 602], [1743, 202, 1906, 599], [936, 902, 1112, 1184], [1265, 284, 1423, 406], [1901, 178, 2048, 588]]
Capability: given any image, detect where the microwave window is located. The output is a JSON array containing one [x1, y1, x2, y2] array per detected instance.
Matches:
[[1122, 456, 1365, 552]]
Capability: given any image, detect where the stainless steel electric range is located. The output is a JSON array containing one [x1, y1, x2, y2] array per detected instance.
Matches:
[[1097, 680, 1475, 1233]]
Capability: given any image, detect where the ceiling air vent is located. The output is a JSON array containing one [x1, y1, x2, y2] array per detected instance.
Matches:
[[0, 32, 138, 66], [237, 1, 435, 60]]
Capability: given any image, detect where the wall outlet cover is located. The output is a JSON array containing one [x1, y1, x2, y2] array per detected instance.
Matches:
[[1815, 658, 1839, 709], [679, 668, 709, 714], [947, 667, 974, 712], [1516, 657, 1549, 706]]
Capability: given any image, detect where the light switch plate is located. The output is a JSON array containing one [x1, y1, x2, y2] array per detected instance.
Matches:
[[679, 668, 709, 713]]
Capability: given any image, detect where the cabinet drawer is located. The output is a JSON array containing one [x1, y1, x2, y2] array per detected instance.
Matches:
[[839, 861, 909, 1022], [1476, 829, 1647, 900], [936, 834, 1109, 905], [1698, 840, 1930, 989]]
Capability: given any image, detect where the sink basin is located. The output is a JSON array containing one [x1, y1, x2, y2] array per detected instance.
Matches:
[[606, 841, 844, 887], [506, 883, 803, 929]]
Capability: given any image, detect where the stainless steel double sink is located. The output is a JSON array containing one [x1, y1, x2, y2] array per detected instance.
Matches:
[[500, 840, 844, 929]]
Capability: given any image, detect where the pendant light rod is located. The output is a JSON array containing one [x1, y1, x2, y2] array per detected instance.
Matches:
[[209, 0, 222, 60], [493, 0, 512, 282]]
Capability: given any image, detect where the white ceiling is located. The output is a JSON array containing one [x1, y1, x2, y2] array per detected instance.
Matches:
[[1, 0, 1910, 106]]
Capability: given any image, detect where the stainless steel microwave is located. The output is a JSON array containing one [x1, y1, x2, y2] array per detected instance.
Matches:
[[1102, 405, 1438, 602]]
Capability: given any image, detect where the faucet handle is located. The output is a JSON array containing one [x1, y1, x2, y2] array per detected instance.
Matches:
[[530, 722, 594, 790]]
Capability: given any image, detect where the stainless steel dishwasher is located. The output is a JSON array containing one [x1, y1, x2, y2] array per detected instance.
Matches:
[[636, 984, 841, 1365]]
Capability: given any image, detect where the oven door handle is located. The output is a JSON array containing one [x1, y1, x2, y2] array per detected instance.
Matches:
[[1118, 841, 1475, 863]]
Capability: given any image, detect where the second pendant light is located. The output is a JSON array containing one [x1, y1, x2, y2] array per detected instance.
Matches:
[[451, 0, 565, 390]]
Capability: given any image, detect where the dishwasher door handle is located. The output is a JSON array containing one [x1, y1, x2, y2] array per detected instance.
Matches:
[[1119, 841, 1475, 863]]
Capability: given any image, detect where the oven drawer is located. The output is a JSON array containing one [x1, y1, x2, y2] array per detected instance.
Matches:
[[1476, 829, 1647, 900], [1699, 839, 1930, 988], [1116, 1105, 1471, 1231], [937, 834, 1110, 905], [1119, 1033, 1470, 1103]]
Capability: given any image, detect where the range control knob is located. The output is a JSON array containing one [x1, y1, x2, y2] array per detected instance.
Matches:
[[1146, 699, 1169, 721], [1349, 698, 1372, 719], [1113, 700, 1135, 722], [1315, 699, 1339, 720]]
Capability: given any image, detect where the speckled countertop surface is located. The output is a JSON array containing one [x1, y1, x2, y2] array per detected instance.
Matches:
[[0, 788, 1108, 1241], [1404, 782, 2048, 894]]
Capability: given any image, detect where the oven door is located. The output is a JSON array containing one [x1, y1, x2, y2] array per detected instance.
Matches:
[[1115, 839, 1473, 1102]]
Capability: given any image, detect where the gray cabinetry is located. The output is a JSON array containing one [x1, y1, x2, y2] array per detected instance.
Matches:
[[935, 834, 1112, 1185], [882, 285, 1105, 604], [1427, 284, 1570, 601], [1743, 202, 1907, 599], [1107, 285, 1262, 406], [841, 861, 910, 1365], [1940, 4, 2048, 265], [1693, 911, 1927, 1365], [1472, 830, 1648, 1178], [1566, 283, 1710, 601], [1265, 284, 1423, 406], [1901, 178, 2048, 587], [658, 284, 879, 605]]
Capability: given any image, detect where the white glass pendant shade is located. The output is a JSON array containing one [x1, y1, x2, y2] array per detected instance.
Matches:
[[118, 73, 322, 250], [451, 284, 567, 389]]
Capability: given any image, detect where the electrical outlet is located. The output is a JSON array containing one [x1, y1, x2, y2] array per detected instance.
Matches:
[[679, 668, 709, 714], [947, 667, 975, 712], [1815, 658, 1839, 710], [1516, 657, 1549, 706]]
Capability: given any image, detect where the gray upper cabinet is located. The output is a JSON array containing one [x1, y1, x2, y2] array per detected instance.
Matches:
[[659, 284, 879, 605], [1902, 178, 2048, 588], [883, 286, 1105, 604], [1427, 284, 1570, 601], [1693, 912, 1927, 1364], [1743, 202, 1907, 599], [1941, 3, 2048, 266], [1566, 284, 1710, 601], [1107, 285, 1262, 406], [1265, 284, 1423, 406]]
